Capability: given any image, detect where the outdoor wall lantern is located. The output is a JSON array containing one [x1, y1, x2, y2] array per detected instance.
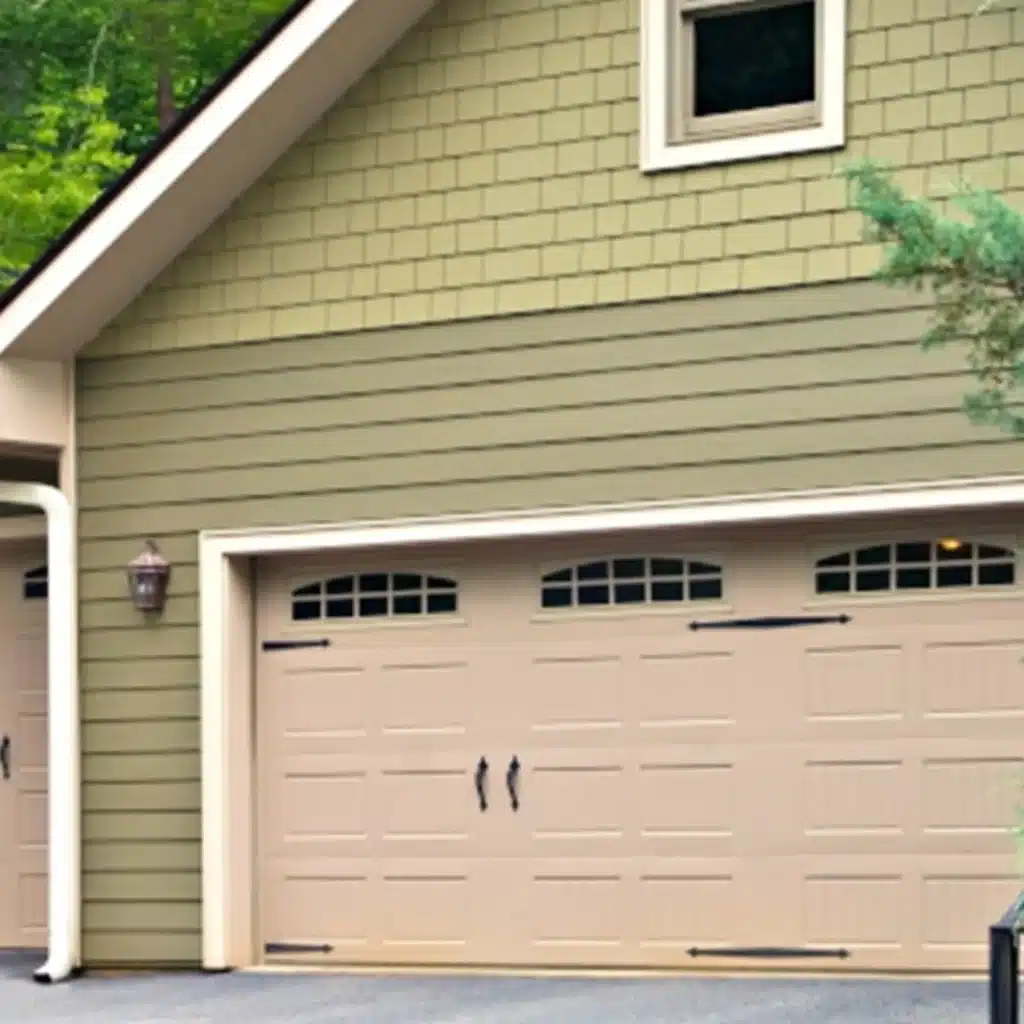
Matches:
[[126, 540, 171, 614]]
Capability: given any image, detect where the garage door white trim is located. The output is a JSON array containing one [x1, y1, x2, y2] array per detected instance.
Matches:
[[197, 472, 1024, 970]]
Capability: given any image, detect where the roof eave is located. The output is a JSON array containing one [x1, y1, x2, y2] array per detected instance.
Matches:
[[0, 0, 437, 362]]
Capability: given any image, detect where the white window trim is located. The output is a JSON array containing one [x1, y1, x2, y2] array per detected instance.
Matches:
[[639, 0, 847, 173]]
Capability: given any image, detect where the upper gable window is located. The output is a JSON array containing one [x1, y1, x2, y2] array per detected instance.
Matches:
[[814, 541, 1017, 596], [640, 0, 846, 172], [541, 556, 723, 610], [23, 565, 47, 601], [291, 573, 458, 622]]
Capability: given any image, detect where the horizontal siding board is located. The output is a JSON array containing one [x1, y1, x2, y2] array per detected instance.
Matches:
[[83, 871, 201, 902], [82, 688, 197, 723], [84, 752, 198, 783], [81, 626, 200, 661], [81, 596, 199, 630], [82, 931, 201, 964], [83, 781, 202, 813], [83, 841, 199, 873], [79, 316, 938, 422], [82, 720, 197, 755], [78, 329, 938, 450], [76, 410, 1012, 528], [84, 901, 201, 932], [84, 812, 200, 843], [78, 440, 1024, 546], [78, 281, 929, 390], [82, 660, 198, 692], [77, 367, 969, 483]]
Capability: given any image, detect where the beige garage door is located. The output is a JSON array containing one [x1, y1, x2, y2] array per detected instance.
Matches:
[[256, 515, 1024, 973], [0, 545, 48, 950]]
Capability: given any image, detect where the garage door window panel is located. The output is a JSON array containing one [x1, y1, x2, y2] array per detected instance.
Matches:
[[289, 572, 459, 622], [540, 556, 724, 610], [22, 565, 47, 601], [814, 541, 1016, 596]]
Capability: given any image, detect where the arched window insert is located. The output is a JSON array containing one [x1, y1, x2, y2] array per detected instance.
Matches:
[[541, 556, 723, 609], [814, 540, 1016, 595], [23, 565, 47, 601], [290, 572, 458, 622]]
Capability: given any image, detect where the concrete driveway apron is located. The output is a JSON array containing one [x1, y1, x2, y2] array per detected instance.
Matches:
[[0, 960, 994, 1024]]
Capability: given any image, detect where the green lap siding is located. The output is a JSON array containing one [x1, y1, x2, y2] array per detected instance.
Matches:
[[76, 279, 1019, 964]]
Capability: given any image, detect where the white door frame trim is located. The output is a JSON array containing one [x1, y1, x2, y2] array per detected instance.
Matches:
[[198, 472, 1024, 969]]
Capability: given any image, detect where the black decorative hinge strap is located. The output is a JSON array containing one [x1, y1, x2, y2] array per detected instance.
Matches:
[[261, 638, 331, 652], [264, 942, 333, 954], [687, 945, 850, 960], [689, 614, 851, 632]]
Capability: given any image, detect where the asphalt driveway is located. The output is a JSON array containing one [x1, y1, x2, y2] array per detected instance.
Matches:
[[0, 954, 995, 1023]]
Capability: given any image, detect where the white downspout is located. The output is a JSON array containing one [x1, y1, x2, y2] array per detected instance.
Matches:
[[0, 482, 78, 982]]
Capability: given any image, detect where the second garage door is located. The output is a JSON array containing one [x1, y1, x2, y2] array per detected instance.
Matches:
[[255, 513, 1024, 972]]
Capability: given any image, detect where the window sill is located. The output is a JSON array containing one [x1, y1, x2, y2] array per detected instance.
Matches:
[[641, 120, 844, 174]]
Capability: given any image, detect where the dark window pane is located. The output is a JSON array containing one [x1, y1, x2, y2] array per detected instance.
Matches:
[[543, 568, 572, 583], [393, 594, 422, 615], [815, 572, 850, 595], [24, 582, 48, 600], [426, 592, 458, 614], [817, 552, 850, 568], [855, 569, 891, 592], [393, 573, 422, 592], [577, 561, 609, 581], [689, 577, 722, 601], [689, 561, 721, 576], [294, 582, 321, 597], [692, 1, 815, 118], [541, 586, 572, 609], [578, 584, 610, 606], [614, 582, 646, 604], [979, 544, 1012, 560], [358, 574, 389, 593], [427, 576, 457, 590], [612, 558, 645, 579], [937, 541, 972, 561], [359, 596, 388, 616], [896, 542, 931, 564], [325, 576, 352, 595], [651, 580, 685, 602], [896, 567, 931, 590], [937, 565, 972, 588], [326, 598, 354, 619], [292, 600, 321, 621], [651, 558, 684, 577], [979, 562, 1015, 586], [856, 545, 891, 566]]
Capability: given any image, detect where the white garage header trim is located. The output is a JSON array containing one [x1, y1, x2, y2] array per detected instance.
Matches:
[[198, 472, 1024, 969]]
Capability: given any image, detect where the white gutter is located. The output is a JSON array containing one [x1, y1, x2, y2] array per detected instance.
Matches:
[[0, 482, 78, 982]]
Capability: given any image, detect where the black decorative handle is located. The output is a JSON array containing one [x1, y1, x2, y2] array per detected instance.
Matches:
[[506, 756, 520, 812], [0, 735, 10, 781], [474, 756, 488, 812]]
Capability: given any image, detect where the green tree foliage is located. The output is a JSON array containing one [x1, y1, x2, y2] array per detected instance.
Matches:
[[844, 161, 1024, 437], [0, 0, 290, 155], [0, 85, 131, 287], [0, 0, 290, 289]]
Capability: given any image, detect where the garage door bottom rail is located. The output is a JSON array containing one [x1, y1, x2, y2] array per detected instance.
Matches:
[[687, 946, 850, 961], [989, 890, 1023, 1024]]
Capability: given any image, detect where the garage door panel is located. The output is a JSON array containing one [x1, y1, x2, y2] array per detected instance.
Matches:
[[257, 519, 1024, 973]]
